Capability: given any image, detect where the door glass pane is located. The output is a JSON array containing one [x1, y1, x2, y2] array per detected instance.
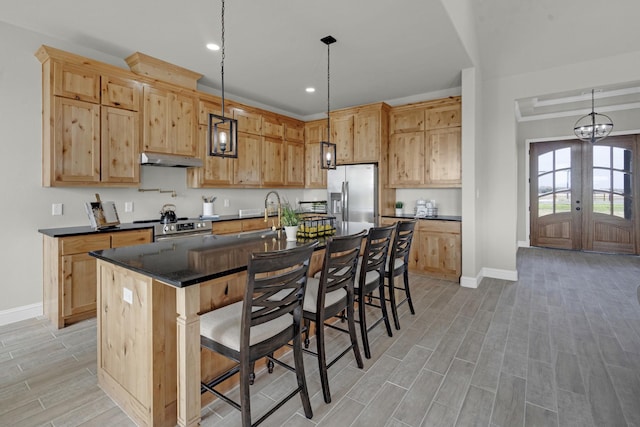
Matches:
[[612, 147, 630, 171], [592, 191, 610, 214], [593, 168, 610, 192], [613, 171, 627, 194], [538, 173, 553, 195], [593, 145, 610, 168], [538, 194, 553, 217], [554, 170, 571, 192], [555, 147, 571, 169], [555, 192, 571, 213], [612, 196, 633, 219], [538, 152, 553, 174]]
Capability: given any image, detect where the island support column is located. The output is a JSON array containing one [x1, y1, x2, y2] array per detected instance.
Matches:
[[176, 285, 201, 427]]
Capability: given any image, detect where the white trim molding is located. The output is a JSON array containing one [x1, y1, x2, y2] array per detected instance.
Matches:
[[482, 267, 518, 282], [460, 275, 480, 288], [0, 302, 43, 326]]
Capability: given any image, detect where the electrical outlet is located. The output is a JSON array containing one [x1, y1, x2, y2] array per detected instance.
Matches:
[[124, 201, 133, 212], [52, 203, 63, 216], [123, 287, 133, 304], [295, 198, 300, 205], [224, 199, 229, 207]]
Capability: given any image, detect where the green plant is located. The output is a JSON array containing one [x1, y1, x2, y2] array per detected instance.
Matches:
[[281, 203, 300, 226], [395, 201, 404, 209]]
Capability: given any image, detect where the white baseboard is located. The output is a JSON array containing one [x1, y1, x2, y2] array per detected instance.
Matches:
[[460, 275, 480, 288], [482, 267, 518, 282], [517, 240, 530, 248], [0, 303, 43, 326]]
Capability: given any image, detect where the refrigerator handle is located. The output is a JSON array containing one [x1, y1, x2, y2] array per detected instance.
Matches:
[[342, 181, 349, 222]]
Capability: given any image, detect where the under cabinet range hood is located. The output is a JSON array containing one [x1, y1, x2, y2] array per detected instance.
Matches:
[[140, 152, 203, 168]]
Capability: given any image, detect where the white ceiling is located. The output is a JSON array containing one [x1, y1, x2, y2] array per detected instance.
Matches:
[[2, 0, 640, 119]]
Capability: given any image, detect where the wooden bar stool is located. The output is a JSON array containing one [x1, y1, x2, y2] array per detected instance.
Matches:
[[302, 231, 366, 403], [199, 242, 317, 427], [355, 224, 395, 359], [386, 220, 417, 330]]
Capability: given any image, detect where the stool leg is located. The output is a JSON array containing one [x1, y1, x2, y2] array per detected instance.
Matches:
[[293, 327, 313, 419], [388, 273, 401, 330], [316, 320, 331, 403], [379, 279, 394, 335], [358, 295, 371, 359], [347, 296, 363, 369], [404, 269, 415, 315], [240, 355, 253, 427]]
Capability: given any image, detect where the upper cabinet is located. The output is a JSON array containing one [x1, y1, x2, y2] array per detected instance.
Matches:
[[37, 46, 142, 187], [304, 120, 327, 189], [388, 97, 461, 188], [142, 86, 197, 157]]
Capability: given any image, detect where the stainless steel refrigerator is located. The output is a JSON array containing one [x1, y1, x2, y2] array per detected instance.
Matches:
[[327, 164, 378, 224]]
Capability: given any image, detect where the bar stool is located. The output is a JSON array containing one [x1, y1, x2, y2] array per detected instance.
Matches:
[[355, 224, 395, 359], [386, 220, 417, 330], [302, 230, 366, 403], [200, 242, 317, 427]]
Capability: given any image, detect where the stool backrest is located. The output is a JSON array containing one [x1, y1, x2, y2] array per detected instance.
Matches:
[[316, 231, 367, 311], [359, 224, 395, 289], [390, 220, 416, 268], [242, 242, 318, 346]]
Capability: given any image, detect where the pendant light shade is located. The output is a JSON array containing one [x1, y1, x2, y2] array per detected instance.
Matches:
[[573, 89, 613, 143], [320, 35, 337, 170], [208, 0, 238, 158]]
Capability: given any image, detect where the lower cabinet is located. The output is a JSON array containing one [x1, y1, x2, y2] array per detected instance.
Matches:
[[380, 217, 461, 282], [211, 217, 270, 235], [43, 229, 153, 328]]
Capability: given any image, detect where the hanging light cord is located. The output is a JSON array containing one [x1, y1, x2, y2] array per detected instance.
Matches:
[[326, 41, 331, 142], [220, 0, 226, 115]]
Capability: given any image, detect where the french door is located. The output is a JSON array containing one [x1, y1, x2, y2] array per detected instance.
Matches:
[[530, 135, 639, 254]]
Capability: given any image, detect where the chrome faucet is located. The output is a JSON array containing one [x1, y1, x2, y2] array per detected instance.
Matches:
[[264, 191, 282, 235]]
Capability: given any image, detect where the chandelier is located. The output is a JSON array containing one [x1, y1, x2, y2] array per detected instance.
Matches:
[[320, 35, 337, 170], [208, 0, 238, 158], [573, 89, 613, 143]]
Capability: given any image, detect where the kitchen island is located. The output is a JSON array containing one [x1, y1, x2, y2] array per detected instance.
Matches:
[[90, 223, 372, 427]]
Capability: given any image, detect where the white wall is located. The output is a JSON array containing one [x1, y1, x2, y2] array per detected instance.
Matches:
[[478, 49, 640, 279], [0, 22, 308, 316]]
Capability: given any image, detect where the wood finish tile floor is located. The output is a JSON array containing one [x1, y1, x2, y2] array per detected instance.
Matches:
[[2, 247, 639, 426]]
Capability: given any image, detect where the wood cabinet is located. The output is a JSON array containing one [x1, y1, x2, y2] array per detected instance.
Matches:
[[234, 132, 261, 186], [142, 85, 197, 157], [388, 97, 461, 188], [43, 229, 153, 328], [37, 46, 142, 187], [331, 112, 354, 164], [262, 136, 285, 187], [380, 217, 461, 282], [212, 218, 269, 235], [283, 118, 305, 187], [304, 120, 327, 188]]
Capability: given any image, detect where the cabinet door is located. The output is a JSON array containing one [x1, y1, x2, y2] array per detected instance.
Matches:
[[354, 109, 380, 162], [234, 132, 261, 186], [426, 104, 461, 129], [233, 108, 262, 135], [331, 114, 354, 164], [101, 106, 140, 184], [285, 141, 305, 187], [262, 115, 284, 139], [305, 120, 327, 144], [242, 218, 268, 232], [284, 120, 305, 143], [418, 230, 461, 280], [425, 127, 461, 187], [53, 97, 101, 184], [101, 75, 141, 111], [53, 61, 100, 103], [169, 92, 197, 157], [212, 220, 242, 235], [143, 86, 170, 153], [304, 142, 327, 188], [390, 108, 425, 133], [388, 132, 424, 187], [262, 136, 285, 187], [189, 124, 235, 187], [61, 252, 97, 317]]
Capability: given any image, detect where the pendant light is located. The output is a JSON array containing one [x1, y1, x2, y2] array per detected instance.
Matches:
[[320, 35, 337, 170], [573, 89, 613, 143], [208, 0, 238, 158]]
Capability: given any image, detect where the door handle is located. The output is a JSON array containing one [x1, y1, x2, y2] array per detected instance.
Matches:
[[576, 207, 581, 211]]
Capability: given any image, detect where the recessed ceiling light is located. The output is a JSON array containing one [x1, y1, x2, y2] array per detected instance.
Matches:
[[206, 43, 220, 51], [306, 87, 315, 93]]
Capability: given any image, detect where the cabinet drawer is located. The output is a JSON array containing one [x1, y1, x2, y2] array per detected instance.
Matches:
[[418, 220, 460, 234], [111, 229, 153, 248], [61, 234, 111, 255], [242, 218, 268, 232], [213, 220, 243, 235]]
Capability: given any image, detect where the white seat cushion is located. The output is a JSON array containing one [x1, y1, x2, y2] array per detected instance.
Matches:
[[200, 301, 292, 352], [355, 258, 381, 289], [386, 256, 405, 272], [303, 277, 347, 313]]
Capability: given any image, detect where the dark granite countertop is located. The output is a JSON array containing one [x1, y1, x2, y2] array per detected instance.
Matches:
[[382, 214, 462, 221], [90, 221, 374, 288]]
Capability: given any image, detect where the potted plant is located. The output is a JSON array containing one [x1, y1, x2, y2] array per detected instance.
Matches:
[[281, 203, 300, 241], [395, 201, 404, 216]]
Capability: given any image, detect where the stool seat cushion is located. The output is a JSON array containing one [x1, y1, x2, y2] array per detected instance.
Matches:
[[355, 259, 381, 288], [386, 256, 405, 272], [304, 277, 347, 313], [200, 301, 292, 352]]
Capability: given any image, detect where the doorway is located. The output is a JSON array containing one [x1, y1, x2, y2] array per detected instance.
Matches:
[[530, 135, 639, 254]]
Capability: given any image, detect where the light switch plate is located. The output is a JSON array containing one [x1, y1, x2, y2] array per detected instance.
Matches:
[[124, 201, 133, 212], [123, 287, 133, 304], [52, 203, 63, 216]]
